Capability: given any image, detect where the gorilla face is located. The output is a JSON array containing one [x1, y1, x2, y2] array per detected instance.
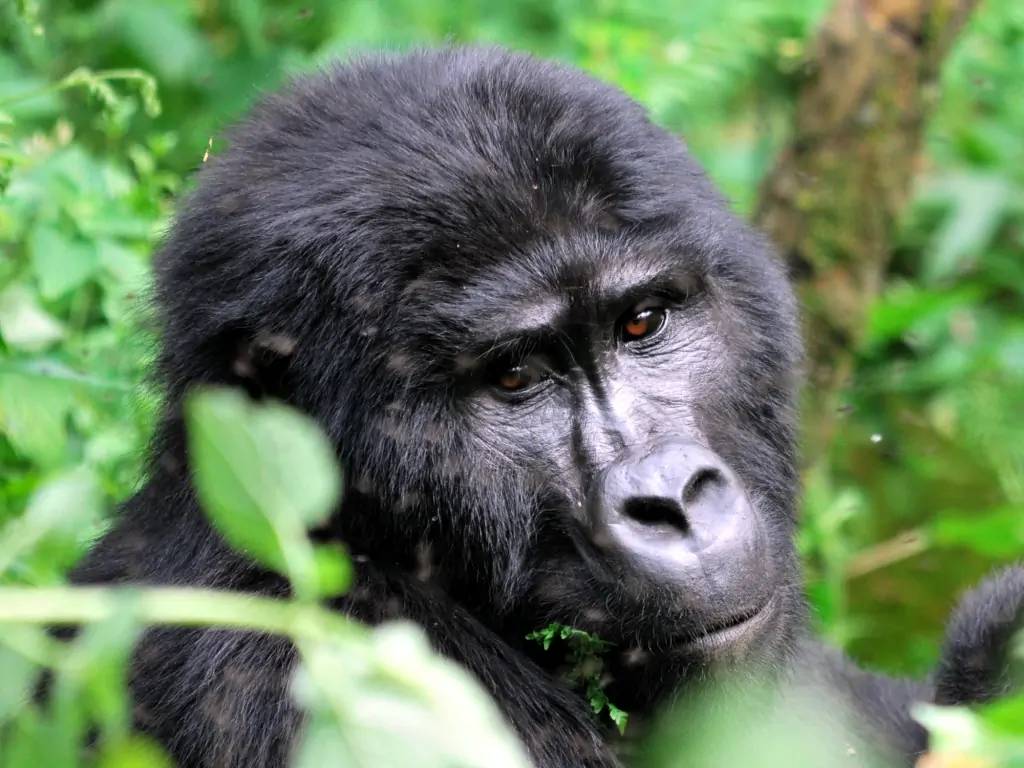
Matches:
[[154, 48, 804, 708], [419, 232, 798, 661]]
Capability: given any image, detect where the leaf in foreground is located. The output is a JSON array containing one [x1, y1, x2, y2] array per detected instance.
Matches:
[[185, 388, 349, 596], [293, 623, 531, 768]]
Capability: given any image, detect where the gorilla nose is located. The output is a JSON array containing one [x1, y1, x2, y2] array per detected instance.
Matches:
[[592, 440, 768, 594], [619, 465, 726, 541]]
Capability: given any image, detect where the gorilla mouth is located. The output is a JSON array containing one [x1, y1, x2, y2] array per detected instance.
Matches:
[[674, 595, 777, 656]]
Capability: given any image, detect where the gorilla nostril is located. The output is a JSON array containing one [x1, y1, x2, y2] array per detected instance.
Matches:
[[622, 496, 689, 533], [682, 467, 724, 505]]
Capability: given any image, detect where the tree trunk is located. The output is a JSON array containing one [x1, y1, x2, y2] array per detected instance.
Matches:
[[757, 0, 978, 460]]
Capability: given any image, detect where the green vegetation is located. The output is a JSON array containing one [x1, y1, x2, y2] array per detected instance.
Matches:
[[0, 389, 531, 767], [526, 623, 629, 734], [1, 0, 1023, 765]]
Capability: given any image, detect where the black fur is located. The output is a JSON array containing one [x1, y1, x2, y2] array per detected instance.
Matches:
[[72, 48, 1024, 767], [934, 566, 1024, 705]]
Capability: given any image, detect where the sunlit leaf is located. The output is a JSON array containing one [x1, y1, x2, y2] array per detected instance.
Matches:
[[980, 694, 1024, 737], [931, 507, 1024, 558], [96, 734, 174, 768], [0, 704, 78, 768], [312, 545, 354, 598], [0, 372, 77, 467], [0, 286, 64, 351], [866, 283, 981, 347], [915, 702, 1024, 766], [293, 623, 531, 768], [0, 642, 38, 722], [72, 609, 142, 743], [186, 391, 294, 573], [185, 388, 343, 595], [0, 467, 103, 580], [919, 173, 1013, 284]]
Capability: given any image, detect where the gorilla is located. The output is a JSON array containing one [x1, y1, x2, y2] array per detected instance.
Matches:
[[72, 47, 1024, 767]]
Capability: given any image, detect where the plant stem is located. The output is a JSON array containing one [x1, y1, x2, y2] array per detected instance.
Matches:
[[0, 585, 358, 642], [0, 68, 154, 108]]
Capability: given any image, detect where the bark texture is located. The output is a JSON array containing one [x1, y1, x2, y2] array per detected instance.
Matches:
[[757, 0, 978, 458]]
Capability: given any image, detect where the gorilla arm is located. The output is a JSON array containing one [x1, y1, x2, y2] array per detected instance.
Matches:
[[804, 565, 1024, 764], [71, 492, 618, 768], [933, 564, 1024, 706], [337, 566, 622, 768]]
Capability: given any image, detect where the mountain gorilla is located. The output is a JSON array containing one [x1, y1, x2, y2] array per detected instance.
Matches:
[[73, 48, 1024, 767]]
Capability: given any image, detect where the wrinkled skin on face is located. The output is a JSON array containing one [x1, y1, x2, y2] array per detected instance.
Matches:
[[387, 214, 804, 708], [73, 48, 1024, 768]]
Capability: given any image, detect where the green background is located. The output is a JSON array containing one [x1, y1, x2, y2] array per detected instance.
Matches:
[[1, 0, 1023, 678]]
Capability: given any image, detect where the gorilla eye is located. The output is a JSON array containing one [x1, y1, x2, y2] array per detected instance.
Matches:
[[494, 362, 542, 393], [621, 306, 667, 342]]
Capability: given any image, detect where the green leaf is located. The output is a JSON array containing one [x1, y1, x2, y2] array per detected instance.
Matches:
[[247, 400, 342, 529], [931, 506, 1024, 558], [0, 372, 77, 467], [0, 57, 60, 120], [313, 545, 354, 598], [0, 641, 38, 723], [102, 1, 210, 85], [607, 701, 629, 735], [0, 706, 77, 768], [866, 283, 981, 347], [586, 679, 609, 714], [981, 694, 1024, 737], [73, 609, 142, 743], [0, 286, 64, 351], [186, 391, 291, 573], [527, 623, 627, 731], [525, 624, 557, 651], [913, 702, 1024, 762], [294, 623, 531, 768], [97, 734, 174, 768], [97, 240, 149, 288], [185, 389, 343, 592], [920, 172, 1012, 284], [0, 467, 103, 581], [29, 225, 99, 300]]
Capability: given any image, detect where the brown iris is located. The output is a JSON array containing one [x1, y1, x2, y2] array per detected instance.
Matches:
[[496, 363, 539, 392], [621, 306, 666, 341]]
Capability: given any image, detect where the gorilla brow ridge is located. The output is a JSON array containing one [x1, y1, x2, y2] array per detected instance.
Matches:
[[451, 265, 693, 367]]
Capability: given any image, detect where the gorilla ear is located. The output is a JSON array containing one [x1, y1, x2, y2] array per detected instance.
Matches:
[[231, 330, 297, 399], [933, 565, 1024, 705]]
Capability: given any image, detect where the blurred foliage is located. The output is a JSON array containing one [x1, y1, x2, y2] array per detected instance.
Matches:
[[639, 676, 893, 768], [1, 0, 1023, 764], [798, 0, 1024, 675], [0, 389, 532, 767]]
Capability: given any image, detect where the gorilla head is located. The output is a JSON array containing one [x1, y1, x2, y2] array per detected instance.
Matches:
[[150, 47, 804, 708]]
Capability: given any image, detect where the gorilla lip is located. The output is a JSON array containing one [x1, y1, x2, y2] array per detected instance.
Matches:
[[674, 594, 777, 655]]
